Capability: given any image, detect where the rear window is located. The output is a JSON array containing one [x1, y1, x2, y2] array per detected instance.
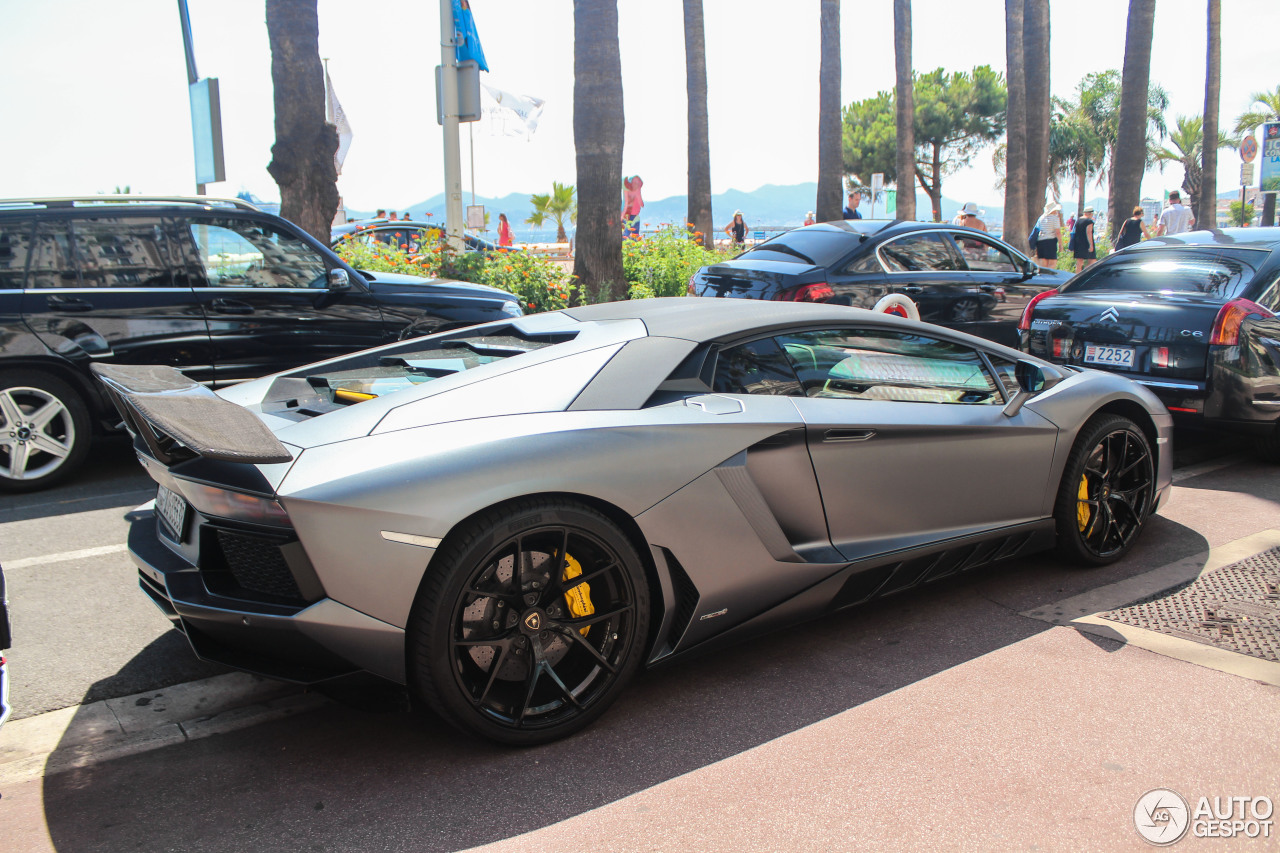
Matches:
[[1065, 250, 1261, 299], [740, 230, 856, 267]]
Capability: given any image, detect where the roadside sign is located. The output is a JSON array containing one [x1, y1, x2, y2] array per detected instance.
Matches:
[[466, 205, 485, 229], [1242, 163, 1255, 186], [1241, 135, 1258, 163], [870, 173, 884, 195], [1262, 122, 1280, 193]]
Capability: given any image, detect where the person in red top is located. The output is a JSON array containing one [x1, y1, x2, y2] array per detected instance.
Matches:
[[497, 213, 513, 247], [623, 175, 644, 240]]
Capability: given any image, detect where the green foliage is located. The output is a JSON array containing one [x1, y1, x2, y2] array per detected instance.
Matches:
[[842, 90, 898, 185], [622, 224, 728, 299], [1233, 85, 1280, 136], [1052, 224, 1113, 272], [1229, 201, 1256, 227], [527, 181, 577, 243]]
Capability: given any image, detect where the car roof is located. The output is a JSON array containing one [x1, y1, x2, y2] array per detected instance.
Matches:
[[1128, 227, 1280, 251], [562, 296, 882, 340]]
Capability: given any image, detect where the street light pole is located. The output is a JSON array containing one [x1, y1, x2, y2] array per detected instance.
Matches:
[[439, 0, 465, 251]]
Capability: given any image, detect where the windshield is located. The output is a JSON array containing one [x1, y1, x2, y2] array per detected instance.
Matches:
[[1066, 250, 1261, 299], [740, 230, 855, 267]]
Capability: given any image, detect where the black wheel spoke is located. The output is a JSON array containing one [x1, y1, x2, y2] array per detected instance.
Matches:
[[545, 527, 571, 596], [476, 641, 512, 707], [542, 661, 584, 709], [561, 627, 618, 674], [562, 604, 633, 629]]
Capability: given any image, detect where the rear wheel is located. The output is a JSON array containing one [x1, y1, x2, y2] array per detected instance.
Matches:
[[1053, 414, 1155, 566], [408, 498, 650, 745], [0, 371, 91, 492]]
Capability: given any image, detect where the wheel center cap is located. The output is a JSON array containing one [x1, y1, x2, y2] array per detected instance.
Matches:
[[16, 425, 31, 441], [520, 609, 546, 635]]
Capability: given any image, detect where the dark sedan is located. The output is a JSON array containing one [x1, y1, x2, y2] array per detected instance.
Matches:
[[690, 220, 1071, 347], [1019, 228, 1280, 459]]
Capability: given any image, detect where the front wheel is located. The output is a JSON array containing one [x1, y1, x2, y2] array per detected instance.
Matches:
[[1053, 414, 1155, 566], [0, 371, 92, 492], [408, 499, 650, 745]]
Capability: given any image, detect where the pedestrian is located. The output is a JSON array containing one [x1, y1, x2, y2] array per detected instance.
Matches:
[[804, 211, 816, 227], [497, 212, 513, 247], [1114, 205, 1150, 251], [1071, 205, 1097, 273], [388, 211, 398, 222], [958, 202, 988, 233], [1034, 202, 1062, 268], [375, 208, 387, 220], [1156, 190, 1195, 236], [622, 175, 644, 240], [842, 191, 862, 220], [725, 210, 748, 248]]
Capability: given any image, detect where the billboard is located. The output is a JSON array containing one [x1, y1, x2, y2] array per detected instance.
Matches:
[[189, 78, 226, 186], [1262, 122, 1280, 193]]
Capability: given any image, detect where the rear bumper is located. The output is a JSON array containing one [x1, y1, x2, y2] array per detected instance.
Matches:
[[128, 507, 407, 685]]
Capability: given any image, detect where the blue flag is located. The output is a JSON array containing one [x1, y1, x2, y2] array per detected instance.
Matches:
[[453, 0, 489, 72]]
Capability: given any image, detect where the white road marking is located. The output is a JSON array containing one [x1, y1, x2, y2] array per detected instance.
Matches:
[[6, 543, 129, 570]]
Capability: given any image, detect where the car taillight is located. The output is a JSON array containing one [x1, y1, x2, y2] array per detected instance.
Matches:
[[1210, 298, 1274, 346], [1152, 346, 1171, 368], [1052, 337, 1068, 358], [1018, 288, 1059, 331], [776, 282, 834, 303], [178, 482, 292, 527]]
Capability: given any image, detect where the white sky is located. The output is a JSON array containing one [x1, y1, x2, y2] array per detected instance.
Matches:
[[0, 0, 1275, 216]]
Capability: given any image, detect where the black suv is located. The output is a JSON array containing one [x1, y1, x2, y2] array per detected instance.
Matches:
[[0, 197, 523, 491]]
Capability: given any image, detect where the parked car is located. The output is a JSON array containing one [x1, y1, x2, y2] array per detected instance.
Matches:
[[1018, 228, 1280, 459], [332, 220, 521, 256], [0, 196, 523, 491], [689, 220, 1071, 347], [95, 298, 1171, 745]]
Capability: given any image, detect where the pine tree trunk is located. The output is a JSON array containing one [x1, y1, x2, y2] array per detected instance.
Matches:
[[1200, 0, 1221, 229], [1023, 0, 1051, 235], [1110, 0, 1156, 240], [1003, 0, 1029, 248], [573, 0, 626, 302], [817, 0, 843, 222], [266, 0, 339, 243], [683, 0, 713, 248], [893, 0, 916, 222]]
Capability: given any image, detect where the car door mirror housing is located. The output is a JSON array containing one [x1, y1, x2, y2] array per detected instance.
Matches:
[[328, 268, 351, 290], [1022, 258, 1039, 278], [1004, 360, 1064, 417]]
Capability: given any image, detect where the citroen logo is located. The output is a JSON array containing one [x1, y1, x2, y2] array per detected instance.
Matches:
[[523, 611, 542, 631], [1100, 306, 1120, 323]]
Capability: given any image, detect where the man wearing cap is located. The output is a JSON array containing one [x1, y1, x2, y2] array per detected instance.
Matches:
[[1156, 190, 1195, 236], [842, 191, 862, 220], [1072, 205, 1097, 273]]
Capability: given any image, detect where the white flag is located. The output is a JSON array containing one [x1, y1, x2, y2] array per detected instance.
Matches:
[[481, 84, 546, 139], [324, 66, 353, 175]]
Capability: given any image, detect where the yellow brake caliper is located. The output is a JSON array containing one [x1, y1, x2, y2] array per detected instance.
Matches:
[[562, 554, 595, 637], [1076, 474, 1092, 532]]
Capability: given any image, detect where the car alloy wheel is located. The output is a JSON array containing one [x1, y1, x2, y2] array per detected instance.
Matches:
[[0, 372, 91, 492], [411, 499, 649, 744], [1054, 414, 1154, 565]]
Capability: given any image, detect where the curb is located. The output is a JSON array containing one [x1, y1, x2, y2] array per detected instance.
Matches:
[[0, 672, 325, 785]]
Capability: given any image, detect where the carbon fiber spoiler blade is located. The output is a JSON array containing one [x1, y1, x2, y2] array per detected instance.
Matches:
[[90, 364, 293, 465]]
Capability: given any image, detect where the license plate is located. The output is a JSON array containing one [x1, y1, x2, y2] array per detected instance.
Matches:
[[1084, 344, 1135, 369], [156, 485, 188, 540]]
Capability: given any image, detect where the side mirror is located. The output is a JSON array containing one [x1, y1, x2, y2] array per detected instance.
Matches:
[[1022, 258, 1039, 278], [1003, 360, 1064, 417], [327, 268, 351, 290]]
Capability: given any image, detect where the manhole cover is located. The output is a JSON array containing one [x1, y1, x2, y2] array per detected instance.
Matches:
[[1099, 547, 1280, 662]]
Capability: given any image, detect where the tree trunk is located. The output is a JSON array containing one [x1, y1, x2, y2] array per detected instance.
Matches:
[[1263, 193, 1277, 227], [573, 0, 626, 302], [683, 0, 713, 248], [921, 145, 943, 222], [893, 0, 916, 222], [1003, 0, 1029, 248], [817, 0, 843, 222], [1200, 0, 1221, 229], [1077, 166, 1087, 217], [1109, 0, 1155, 240], [1023, 0, 1051, 235], [265, 0, 338, 243]]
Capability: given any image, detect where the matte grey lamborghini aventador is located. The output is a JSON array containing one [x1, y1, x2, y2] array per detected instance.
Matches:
[[94, 298, 1173, 744]]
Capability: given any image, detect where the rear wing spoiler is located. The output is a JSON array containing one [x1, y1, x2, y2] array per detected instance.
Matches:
[[90, 364, 293, 465]]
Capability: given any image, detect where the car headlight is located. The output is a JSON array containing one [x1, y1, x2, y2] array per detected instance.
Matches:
[[501, 299, 524, 317]]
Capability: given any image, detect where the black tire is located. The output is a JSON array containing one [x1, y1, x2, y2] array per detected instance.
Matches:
[[0, 370, 92, 493], [1053, 414, 1155, 566], [949, 297, 981, 322], [408, 498, 650, 745], [1254, 425, 1280, 463]]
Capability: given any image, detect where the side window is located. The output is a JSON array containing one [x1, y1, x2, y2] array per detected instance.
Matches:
[[713, 337, 803, 396], [879, 232, 959, 272], [842, 252, 882, 275], [986, 355, 1021, 401], [1253, 272, 1280, 312], [0, 219, 33, 290], [27, 222, 78, 289], [69, 217, 173, 287], [776, 328, 1001, 405], [188, 218, 328, 289], [953, 233, 1019, 273]]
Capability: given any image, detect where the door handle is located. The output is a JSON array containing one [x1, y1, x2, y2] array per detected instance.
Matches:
[[824, 428, 877, 442], [979, 284, 996, 292], [210, 298, 254, 315], [45, 294, 93, 312], [902, 286, 924, 294]]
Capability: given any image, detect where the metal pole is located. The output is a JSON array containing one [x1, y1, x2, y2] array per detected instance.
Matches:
[[439, 0, 465, 251], [178, 0, 202, 195], [469, 123, 476, 207]]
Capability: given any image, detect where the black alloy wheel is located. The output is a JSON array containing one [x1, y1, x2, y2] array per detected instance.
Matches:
[[410, 499, 649, 745], [949, 297, 982, 323], [1053, 414, 1155, 566]]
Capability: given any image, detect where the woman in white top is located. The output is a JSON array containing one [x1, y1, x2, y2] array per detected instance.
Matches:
[[1035, 202, 1062, 269]]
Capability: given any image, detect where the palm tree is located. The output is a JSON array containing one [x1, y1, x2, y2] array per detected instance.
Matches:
[[893, 0, 915, 222], [572, 0, 626, 302], [1023, 0, 1051, 233], [683, 0, 713, 248], [817, 0, 842, 222], [265, 0, 339, 242], [1200, 0, 1221, 230], [1152, 115, 1236, 216], [1003, 0, 1028, 247], [1108, 0, 1156, 240], [1049, 94, 1106, 218], [1234, 85, 1280, 226], [526, 182, 577, 244]]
